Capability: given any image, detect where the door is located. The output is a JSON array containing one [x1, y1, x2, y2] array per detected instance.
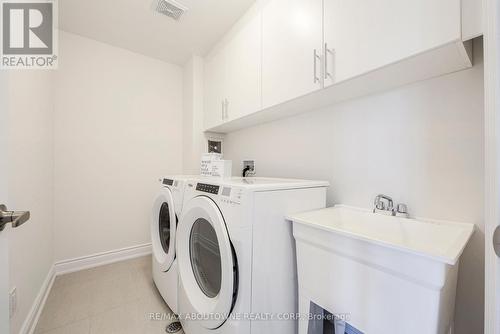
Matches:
[[177, 196, 237, 330], [204, 45, 227, 130], [225, 12, 262, 121], [0, 72, 31, 334], [151, 187, 177, 272], [0, 230, 8, 334], [262, 0, 323, 109], [484, 0, 500, 332], [323, 0, 461, 87]]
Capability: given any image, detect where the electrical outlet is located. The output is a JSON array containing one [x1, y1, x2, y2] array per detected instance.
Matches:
[[242, 160, 256, 177], [9, 287, 17, 318]]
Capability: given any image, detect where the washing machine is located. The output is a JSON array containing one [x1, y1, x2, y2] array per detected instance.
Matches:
[[176, 177, 329, 334], [152, 175, 196, 314]]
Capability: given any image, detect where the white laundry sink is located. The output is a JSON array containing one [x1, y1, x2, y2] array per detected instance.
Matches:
[[287, 205, 474, 334]]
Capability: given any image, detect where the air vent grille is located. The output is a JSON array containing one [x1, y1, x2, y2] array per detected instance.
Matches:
[[154, 0, 187, 21]]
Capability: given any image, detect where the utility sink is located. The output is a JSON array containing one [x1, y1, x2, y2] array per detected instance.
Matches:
[[287, 205, 475, 334]]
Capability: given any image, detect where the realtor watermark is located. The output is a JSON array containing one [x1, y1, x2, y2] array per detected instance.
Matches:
[[147, 312, 351, 322], [1, 0, 58, 69]]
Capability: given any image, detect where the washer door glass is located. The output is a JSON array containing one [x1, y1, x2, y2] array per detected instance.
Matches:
[[151, 188, 176, 272], [190, 218, 222, 298], [159, 202, 171, 253]]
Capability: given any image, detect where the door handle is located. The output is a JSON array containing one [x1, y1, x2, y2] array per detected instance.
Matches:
[[494, 225, 500, 257], [0, 204, 30, 231]]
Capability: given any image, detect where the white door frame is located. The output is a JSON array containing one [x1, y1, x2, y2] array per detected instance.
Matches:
[[484, 0, 500, 332]]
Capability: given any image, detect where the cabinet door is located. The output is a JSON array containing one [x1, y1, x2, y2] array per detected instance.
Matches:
[[204, 46, 227, 129], [323, 0, 461, 87], [225, 13, 262, 121], [262, 0, 323, 109]]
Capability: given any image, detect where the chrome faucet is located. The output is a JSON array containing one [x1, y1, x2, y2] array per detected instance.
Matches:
[[373, 194, 394, 213], [373, 194, 409, 217]]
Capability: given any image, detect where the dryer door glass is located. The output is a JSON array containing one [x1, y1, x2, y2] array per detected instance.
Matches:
[[190, 218, 222, 298], [159, 202, 171, 253]]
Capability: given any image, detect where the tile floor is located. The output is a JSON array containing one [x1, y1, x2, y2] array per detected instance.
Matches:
[[35, 255, 182, 334]]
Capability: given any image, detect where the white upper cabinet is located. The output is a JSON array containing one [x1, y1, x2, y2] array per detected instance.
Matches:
[[204, 45, 227, 130], [262, 0, 323, 109], [462, 0, 483, 41], [323, 0, 462, 87], [204, 0, 478, 133], [204, 11, 262, 130], [225, 13, 262, 121]]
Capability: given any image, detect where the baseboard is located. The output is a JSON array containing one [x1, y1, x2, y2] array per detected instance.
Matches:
[[54, 243, 152, 275], [20, 265, 55, 334]]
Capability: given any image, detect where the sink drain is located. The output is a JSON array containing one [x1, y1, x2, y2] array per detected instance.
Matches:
[[165, 321, 182, 333]]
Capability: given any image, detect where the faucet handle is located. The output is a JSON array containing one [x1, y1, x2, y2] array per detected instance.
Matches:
[[396, 203, 409, 217], [397, 203, 407, 213]]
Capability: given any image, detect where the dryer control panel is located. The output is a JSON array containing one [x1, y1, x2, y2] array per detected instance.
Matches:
[[162, 178, 174, 186], [196, 183, 220, 194]]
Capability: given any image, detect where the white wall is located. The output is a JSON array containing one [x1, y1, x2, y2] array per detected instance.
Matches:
[[183, 56, 206, 174], [224, 41, 485, 333], [7, 70, 54, 334], [53, 32, 184, 261]]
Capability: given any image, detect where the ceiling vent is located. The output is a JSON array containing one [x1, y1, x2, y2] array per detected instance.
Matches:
[[153, 0, 188, 21]]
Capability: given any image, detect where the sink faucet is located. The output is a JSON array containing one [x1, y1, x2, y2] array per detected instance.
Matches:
[[373, 194, 394, 213], [373, 194, 409, 217]]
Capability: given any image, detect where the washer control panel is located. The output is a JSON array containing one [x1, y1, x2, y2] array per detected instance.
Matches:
[[196, 183, 220, 194], [221, 187, 243, 205]]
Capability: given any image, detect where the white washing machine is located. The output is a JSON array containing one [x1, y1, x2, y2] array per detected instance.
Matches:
[[152, 175, 196, 314], [176, 177, 329, 334]]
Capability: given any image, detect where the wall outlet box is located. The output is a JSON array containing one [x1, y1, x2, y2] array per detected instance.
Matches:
[[205, 132, 225, 155], [9, 287, 17, 318], [243, 160, 256, 177], [207, 139, 222, 154]]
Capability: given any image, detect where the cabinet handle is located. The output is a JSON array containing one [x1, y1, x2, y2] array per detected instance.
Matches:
[[313, 49, 321, 84], [221, 100, 225, 120], [324, 43, 334, 80]]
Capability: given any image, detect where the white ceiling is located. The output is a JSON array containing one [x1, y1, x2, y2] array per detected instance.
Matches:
[[59, 0, 255, 65]]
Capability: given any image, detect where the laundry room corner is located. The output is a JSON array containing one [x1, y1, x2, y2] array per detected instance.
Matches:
[[182, 56, 207, 175], [52, 32, 184, 263]]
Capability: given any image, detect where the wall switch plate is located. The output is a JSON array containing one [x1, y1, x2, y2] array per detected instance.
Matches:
[[9, 287, 17, 318], [242, 160, 256, 177]]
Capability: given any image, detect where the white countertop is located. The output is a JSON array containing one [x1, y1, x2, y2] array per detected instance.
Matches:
[[287, 205, 475, 265]]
